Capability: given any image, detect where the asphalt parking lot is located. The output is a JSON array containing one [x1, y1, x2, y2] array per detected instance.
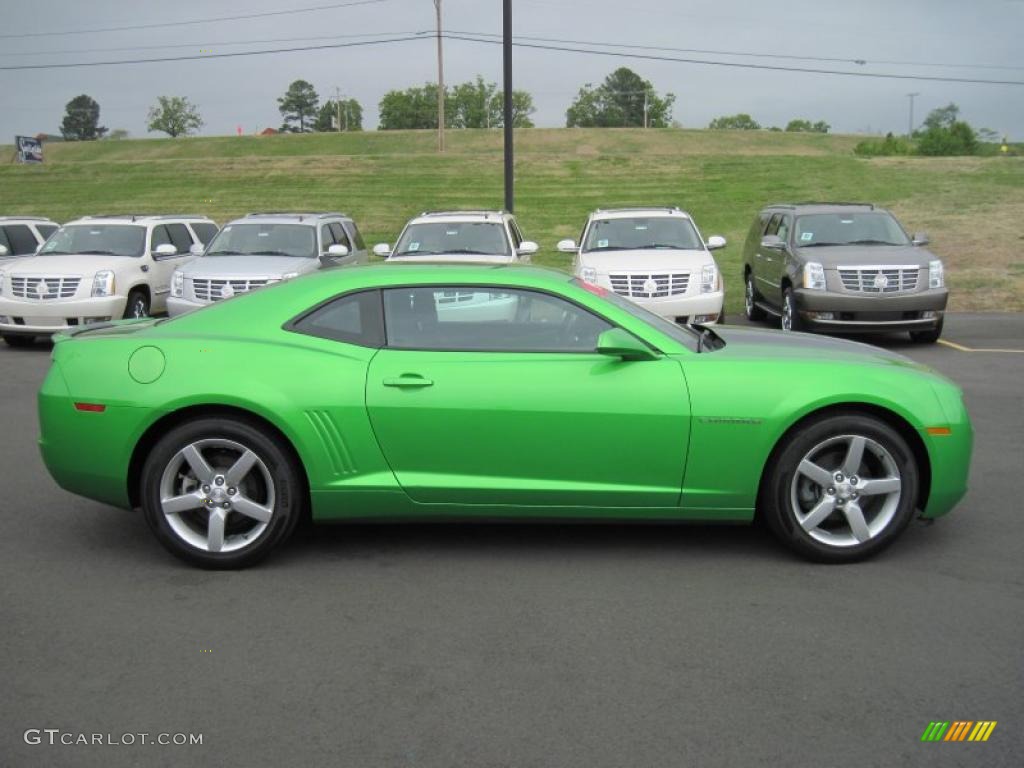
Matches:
[[1, 313, 1021, 768]]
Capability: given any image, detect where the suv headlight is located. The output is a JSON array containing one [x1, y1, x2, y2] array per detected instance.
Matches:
[[171, 270, 184, 298], [700, 264, 718, 293], [929, 260, 944, 289], [803, 262, 826, 291], [580, 266, 598, 283], [91, 270, 115, 297]]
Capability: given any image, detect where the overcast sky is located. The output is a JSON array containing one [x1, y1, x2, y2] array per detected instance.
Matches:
[[2, 0, 1022, 139]]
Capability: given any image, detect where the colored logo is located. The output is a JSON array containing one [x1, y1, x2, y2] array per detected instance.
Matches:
[[921, 721, 997, 742]]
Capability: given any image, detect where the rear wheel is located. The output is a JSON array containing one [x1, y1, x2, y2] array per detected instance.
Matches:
[[744, 272, 766, 321], [763, 413, 918, 563], [910, 317, 943, 344], [780, 286, 804, 332], [2, 334, 34, 348], [141, 418, 304, 569], [124, 289, 150, 319]]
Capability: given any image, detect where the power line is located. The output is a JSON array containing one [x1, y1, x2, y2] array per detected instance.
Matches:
[[0, 0, 389, 40], [0, 37, 426, 71], [439, 29, 1024, 73], [445, 34, 1024, 86]]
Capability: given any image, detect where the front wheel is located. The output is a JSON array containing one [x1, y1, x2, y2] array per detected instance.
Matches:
[[763, 413, 919, 563], [124, 289, 150, 319], [140, 418, 304, 568], [744, 272, 766, 321], [780, 287, 804, 332], [910, 317, 943, 344]]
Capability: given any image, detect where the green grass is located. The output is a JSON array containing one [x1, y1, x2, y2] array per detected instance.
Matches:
[[2, 128, 1022, 313]]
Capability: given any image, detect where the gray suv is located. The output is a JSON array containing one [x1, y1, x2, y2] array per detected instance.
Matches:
[[168, 212, 367, 317], [741, 203, 948, 342]]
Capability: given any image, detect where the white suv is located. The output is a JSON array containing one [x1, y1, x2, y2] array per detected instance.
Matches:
[[0, 214, 217, 346], [559, 207, 726, 324], [375, 210, 538, 264], [168, 212, 368, 317], [0, 216, 60, 261]]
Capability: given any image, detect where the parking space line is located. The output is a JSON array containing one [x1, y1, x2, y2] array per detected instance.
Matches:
[[937, 339, 1024, 354]]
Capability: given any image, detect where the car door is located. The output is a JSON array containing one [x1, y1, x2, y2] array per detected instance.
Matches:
[[365, 285, 691, 508], [148, 224, 192, 311], [329, 222, 358, 266], [755, 214, 783, 308], [773, 214, 793, 297], [341, 221, 368, 264]]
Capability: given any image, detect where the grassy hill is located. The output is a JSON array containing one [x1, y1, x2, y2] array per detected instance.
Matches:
[[2, 128, 1021, 313]]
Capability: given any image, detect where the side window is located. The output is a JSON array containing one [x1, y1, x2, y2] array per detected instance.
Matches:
[[3, 225, 38, 255], [329, 222, 351, 249], [150, 225, 172, 250], [36, 224, 58, 240], [166, 223, 193, 253], [289, 290, 384, 348], [382, 287, 613, 353], [764, 214, 782, 237], [776, 215, 791, 244], [320, 224, 336, 251], [0, 227, 10, 253], [348, 222, 366, 250], [189, 222, 218, 245]]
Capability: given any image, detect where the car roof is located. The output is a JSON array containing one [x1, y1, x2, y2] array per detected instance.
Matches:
[[68, 214, 215, 225], [589, 207, 692, 220], [231, 212, 350, 226], [0, 216, 57, 224], [763, 202, 882, 215], [409, 211, 510, 225]]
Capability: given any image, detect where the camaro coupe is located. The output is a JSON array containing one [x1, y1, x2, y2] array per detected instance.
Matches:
[[38, 265, 972, 568]]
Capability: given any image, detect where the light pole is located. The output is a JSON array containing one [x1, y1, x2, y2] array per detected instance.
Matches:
[[503, 0, 513, 211], [434, 0, 445, 152], [906, 92, 920, 137]]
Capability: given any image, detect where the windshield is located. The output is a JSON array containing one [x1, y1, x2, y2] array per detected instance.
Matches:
[[794, 212, 910, 247], [204, 223, 316, 258], [583, 217, 703, 253], [571, 278, 701, 352], [392, 222, 511, 258], [39, 224, 146, 257]]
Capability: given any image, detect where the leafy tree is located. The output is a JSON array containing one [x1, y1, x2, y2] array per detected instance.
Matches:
[[916, 103, 978, 156], [448, 76, 535, 128], [499, 89, 536, 128], [785, 118, 830, 133], [60, 95, 107, 141], [277, 80, 319, 133], [920, 103, 960, 133], [314, 98, 364, 131], [708, 113, 761, 130], [378, 84, 455, 130], [977, 127, 999, 143], [105, 129, 130, 140], [565, 68, 674, 128], [146, 96, 203, 138], [854, 132, 913, 157]]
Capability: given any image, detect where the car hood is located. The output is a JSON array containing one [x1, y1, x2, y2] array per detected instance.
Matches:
[[794, 244, 934, 268], [180, 255, 318, 278], [2, 253, 138, 275], [709, 325, 928, 370], [580, 249, 712, 272], [387, 254, 515, 265]]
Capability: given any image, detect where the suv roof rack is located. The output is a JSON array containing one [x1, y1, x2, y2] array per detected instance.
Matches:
[[594, 206, 683, 214], [768, 202, 875, 210], [0, 215, 53, 222], [244, 212, 346, 220], [80, 213, 209, 222], [418, 210, 506, 217]]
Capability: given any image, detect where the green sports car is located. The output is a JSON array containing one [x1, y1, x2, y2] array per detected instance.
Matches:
[[38, 264, 972, 568]]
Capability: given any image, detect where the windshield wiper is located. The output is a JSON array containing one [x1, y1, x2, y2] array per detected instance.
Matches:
[[584, 246, 630, 252], [393, 250, 439, 257], [444, 249, 498, 255], [77, 249, 120, 256], [798, 242, 842, 248], [844, 239, 901, 246], [249, 250, 304, 257], [639, 244, 690, 250], [205, 250, 245, 256], [39, 250, 74, 255]]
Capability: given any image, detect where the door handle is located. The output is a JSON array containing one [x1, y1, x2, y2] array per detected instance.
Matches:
[[382, 375, 434, 388]]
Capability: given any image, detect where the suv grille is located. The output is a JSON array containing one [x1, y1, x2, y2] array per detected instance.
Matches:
[[838, 266, 919, 294], [609, 273, 690, 298], [11, 276, 81, 300], [191, 277, 270, 302]]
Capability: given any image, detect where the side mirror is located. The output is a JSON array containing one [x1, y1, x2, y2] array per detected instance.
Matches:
[[373, 243, 392, 258], [327, 244, 349, 257], [0, 244, 8, 257], [706, 235, 727, 250], [760, 235, 785, 251], [557, 239, 578, 253], [189, 243, 205, 256], [517, 241, 539, 256], [912, 232, 930, 246], [154, 243, 178, 258], [596, 328, 658, 361]]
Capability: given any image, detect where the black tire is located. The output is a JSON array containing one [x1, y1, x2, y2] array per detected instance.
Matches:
[[780, 286, 804, 332], [2, 334, 35, 348], [744, 271, 766, 321], [910, 317, 943, 344], [123, 289, 150, 320], [762, 412, 919, 563], [140, 418, 304, 569]]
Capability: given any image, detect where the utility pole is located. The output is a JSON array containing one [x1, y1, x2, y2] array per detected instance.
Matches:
[[643, 90, 650, 129], [335, 86, 342, 132], [906, 92, 919, 137], [434, 0, 445, 152], [503, 0, 513, 211]]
